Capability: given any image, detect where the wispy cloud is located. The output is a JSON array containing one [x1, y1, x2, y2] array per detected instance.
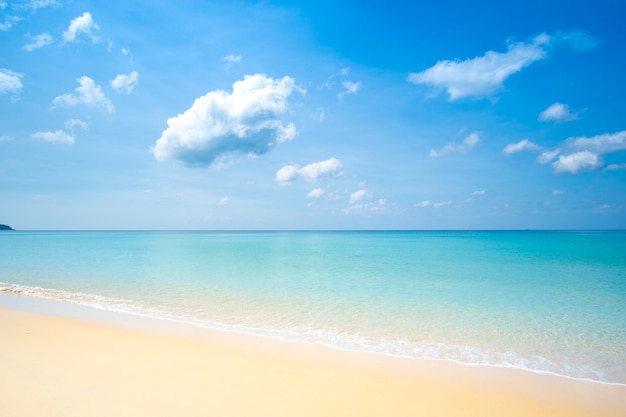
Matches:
[[429, 132, 479, 157], [153, 74, 304, 166], [338, 80, 361, 99], [276, 157, 343, 184], [552, 151, 602, 174], [409, 30, 598, 100], [24, 32, 52, 51], [349, 189, 372, 204], [538, 102, 577, 122], [31, 130, 75, 144], [307, 188, 325, 199], [223, 54, 242, 63], [502, 139, 540, 155], [53, 76, 114, 113], [62, 12, 100, 43]]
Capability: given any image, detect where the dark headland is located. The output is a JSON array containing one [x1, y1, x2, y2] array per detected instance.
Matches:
[[0, 224, 14, 231]]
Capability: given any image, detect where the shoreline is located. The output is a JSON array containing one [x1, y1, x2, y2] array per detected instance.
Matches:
[[1, 286, 623, 387], [2, 294, 626, 416]]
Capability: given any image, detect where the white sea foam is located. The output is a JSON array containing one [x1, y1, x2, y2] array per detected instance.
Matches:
[[1, 281, 622, 386]]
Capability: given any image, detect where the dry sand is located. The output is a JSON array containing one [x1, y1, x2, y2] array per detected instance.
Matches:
[[1, 306, 625, 417]]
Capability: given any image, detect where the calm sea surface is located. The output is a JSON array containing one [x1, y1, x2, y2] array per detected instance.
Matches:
[[1, 230, 625, 384]]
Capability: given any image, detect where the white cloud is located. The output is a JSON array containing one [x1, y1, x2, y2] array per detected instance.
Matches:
[[606, 163, 626, 171], [276, 157, 343, 184], [538, 102, 577, 122], [0, 15, 21, 31], [65, 118, 88, 131], [552, 151, 601, 174], [62, 12, 100, 43], [415, 200, 431, 208], [349, 189, 372, 204], [537, 149, 561, 164], [503, 139, 540, 155], [25, 0, 58, 10], [53, 76, 114, 113], [471, 190, 486, 196], [153, 74, 304, 166], [218, 197, 230, 205], [24, 32, 53, 51], [409, 34, 548, 100], [111, 71, 139, 94], [31, 130, 74, 144], [307, 188, 325, 199], [0, 69, 23, 94], [338, 81, 361, 99], [567, 130, 626, 154], [552, 190, 563, 195], [433, 201, 452, 208], [429, 132, 479, 157], [223, 54, 242, 63]]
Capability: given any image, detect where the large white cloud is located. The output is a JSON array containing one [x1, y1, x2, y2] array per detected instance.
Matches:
[[0, 68, 23, 94], [111, 71, 139, 94], [409, 31, 597, 100], [153, 74, 304, 166], [538, 102, 577, 122], [276, 157, 343, 184], [62, 12, 100, 43], [53, 76, 114, 113], [429, 133, 479, 157]]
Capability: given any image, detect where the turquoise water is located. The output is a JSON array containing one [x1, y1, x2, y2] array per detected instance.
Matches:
[[1, 230, 625, 384]]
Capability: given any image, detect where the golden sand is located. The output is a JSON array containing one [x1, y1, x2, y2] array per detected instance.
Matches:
[[1, 307, 625, 417]]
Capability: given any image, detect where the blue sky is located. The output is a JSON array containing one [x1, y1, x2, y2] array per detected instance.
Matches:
[[1, 0, 625, 230]]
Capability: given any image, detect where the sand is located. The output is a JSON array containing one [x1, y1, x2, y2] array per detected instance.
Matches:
[[1, 305, 625, 417]]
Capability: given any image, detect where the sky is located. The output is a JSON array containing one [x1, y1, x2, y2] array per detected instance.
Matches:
[[1, 0, 625, 230]]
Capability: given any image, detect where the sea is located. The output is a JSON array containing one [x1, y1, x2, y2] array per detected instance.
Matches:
[[1, 230, 625, 385]]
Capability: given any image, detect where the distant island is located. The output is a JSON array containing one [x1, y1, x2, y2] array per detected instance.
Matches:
[[0, 224, 14, 231]]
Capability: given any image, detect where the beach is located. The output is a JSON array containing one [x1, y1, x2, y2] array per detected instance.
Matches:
[[2, 302, 625, 417]]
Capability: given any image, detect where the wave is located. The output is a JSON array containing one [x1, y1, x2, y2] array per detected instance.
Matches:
[[1, 281, 623, 386]]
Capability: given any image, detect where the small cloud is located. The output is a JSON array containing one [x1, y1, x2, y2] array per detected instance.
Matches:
[[121, 47, 130, 56], [24, 32, 53, 51], [223, 54, 242, 63], [537, 149, 561, 164], [64, 118, 88, 131], [606, 163, 626, 171], [552, 151, 601, 174], [111, 71, 139, 94], [276, 157, 343, 184], [0, 68, 23, 94], [153, 74, 304, 166], [599, 204, 613, 209], [0, 135, 14, 142], [53, 76, 114, 113], [538, 102, 577, 122], [471, 190, 486, 196], [433, 201, 452, 208], [349, 189, 372, 204], [307, 188, 325, 199], [338, 80, 361, 99], [503, 139, 540, 155], [552, 189, 563, 195], [218, 197, 230, 205], [429, 132, 479, 157], [62, 12, 100, 43], [415, 200, 431, 208], [567, 130, 626, 154], [31, 130, 74, 144]]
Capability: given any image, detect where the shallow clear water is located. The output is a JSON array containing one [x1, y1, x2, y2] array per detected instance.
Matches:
[[1, 230, 625, 383]]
